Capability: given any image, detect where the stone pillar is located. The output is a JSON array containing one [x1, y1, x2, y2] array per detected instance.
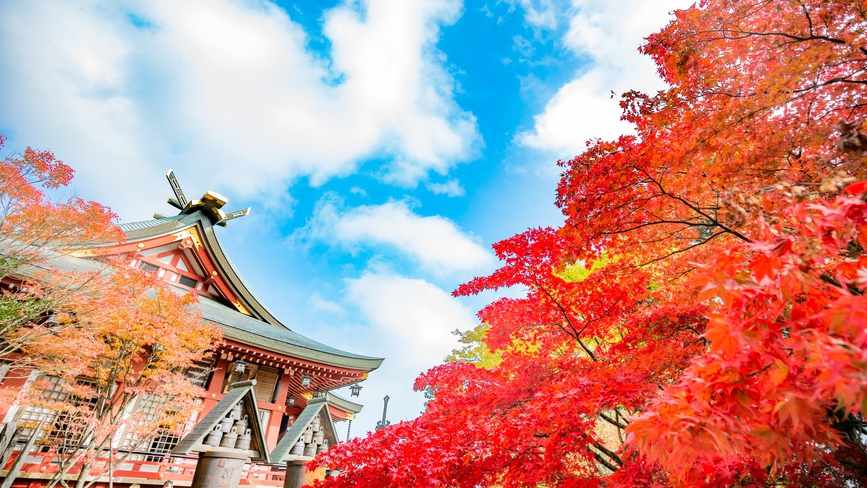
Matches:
[[283, 461, 328, 488], [283, 461, 307, 488], [190, 450, 248, 488]]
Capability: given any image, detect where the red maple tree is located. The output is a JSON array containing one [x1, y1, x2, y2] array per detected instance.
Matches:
[[311, 1, 867, 486]]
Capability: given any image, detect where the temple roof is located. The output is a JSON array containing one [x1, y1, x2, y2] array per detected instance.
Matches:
[[118, 211, 382, 371], [195, 293, 380, 369], [325, 391, 363, 415], [119, 212, 281, 325], [17, 248, 382, 371], [22, 208, 383, 372]]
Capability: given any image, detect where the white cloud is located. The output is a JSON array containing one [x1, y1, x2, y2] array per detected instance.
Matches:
[[507, 0, 560, 29], [295, 196, 494, 274], [0, 0, 480, 219], [517, 0, 693, 156], [347, 273, 469, 370], [308, 292, 346, 315], [518, 71, 626, 153], [426, 179, 465, 197], [331, 272, 476, 430]]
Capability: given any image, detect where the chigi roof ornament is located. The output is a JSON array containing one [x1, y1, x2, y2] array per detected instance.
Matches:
[[156, 169, 251, 227]]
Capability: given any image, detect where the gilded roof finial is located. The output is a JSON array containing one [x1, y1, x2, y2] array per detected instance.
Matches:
[[157, 169, 251, 226]]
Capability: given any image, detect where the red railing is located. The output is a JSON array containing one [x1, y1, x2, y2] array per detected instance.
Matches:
[[0, 447, 286, 487]]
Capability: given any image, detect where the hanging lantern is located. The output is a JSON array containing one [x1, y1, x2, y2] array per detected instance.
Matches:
[[349, 384, 362, 397], [233, 359, 247, 374], [301, 374, 312, 387], [286, 395, 296, 407], [313, 389, 326, 398]]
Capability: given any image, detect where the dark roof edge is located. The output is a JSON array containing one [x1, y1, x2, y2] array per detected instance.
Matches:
[[219, 324, 385, 371]]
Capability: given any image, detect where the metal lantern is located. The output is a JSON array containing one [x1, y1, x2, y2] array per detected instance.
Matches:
[[286, 395, 296, 407], [313, 389, 325, 398], [301, 374, 312, 387], [233, 359, 247, 374], [349, 384, 362, 397]]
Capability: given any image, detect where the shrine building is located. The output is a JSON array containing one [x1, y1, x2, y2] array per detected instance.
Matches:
[[0, 173, 383, 487]]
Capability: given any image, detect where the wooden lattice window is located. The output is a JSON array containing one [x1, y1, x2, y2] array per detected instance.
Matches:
[[13, 375, 68, 444], [145, 433, 180, 461], [118, 394, 180, 458], [47, 379, 98, 452], [14, 376, 97, 451], [253, 365, 281, 403]]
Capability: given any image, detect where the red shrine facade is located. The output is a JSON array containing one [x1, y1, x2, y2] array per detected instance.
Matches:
[[0, 178, 383, 487]]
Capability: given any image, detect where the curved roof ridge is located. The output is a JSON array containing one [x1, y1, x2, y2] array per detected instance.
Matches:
[[205, 224, 280, 325], [117, 213, 383, 370], [118, 212, 281, 325]]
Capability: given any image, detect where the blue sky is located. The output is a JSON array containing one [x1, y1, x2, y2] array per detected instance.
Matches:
[[0, 0, 691, 436]]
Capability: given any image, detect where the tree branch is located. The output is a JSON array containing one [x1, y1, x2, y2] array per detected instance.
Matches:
[[536, 281, 597, 361], [599, 411, 628, 430], [590, 441, 624, 467]]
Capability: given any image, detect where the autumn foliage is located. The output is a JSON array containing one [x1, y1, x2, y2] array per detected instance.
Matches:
[[17, 263, 222, 488], [0, 137, 222, 487], [312, 0, 867, 486], [0, 134, 122, 266], [0, 135, 124, 361]]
